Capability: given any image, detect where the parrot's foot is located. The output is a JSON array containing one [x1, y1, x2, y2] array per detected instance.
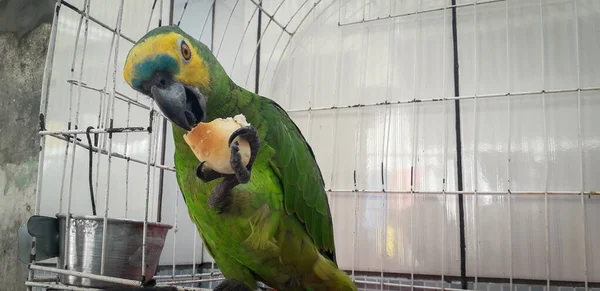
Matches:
[[196, 161, 226, 183], [228, 126, 260, 184], [141, 278, 156, 287], [212, 278, 253, 291], [207, 176, 236, 211], [197, 125, 260, 213]]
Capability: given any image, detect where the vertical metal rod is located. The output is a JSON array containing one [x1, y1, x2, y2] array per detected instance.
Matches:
[[351, 24, 368, 282], [327, 0, 344, 225], [125, 159, 130, 218], [209, 260, 215, 289], [120, 29, 138, 217], [192, 203, 198, 278], [69, 1, 95, 210], [284, 36, 296, 110], [265, 0, 322, 95], [230, 6, 259, 74], [142, 1, 165, 277], [409, 103, 417, 291], [94, 30, 117, 208], [215, 0, 241, 57], [150, 112, 162, 220], [441, 3, 449, 290], [573, 1, 589, 289], [410, 3, 421, 289], [156, 0, 173, 224], [244, 0, 288, 91], [303, 9, 316, 251], [198, 0, 216, 40], [538, 1, 551, 290], [338, 0, 341, 25], [159, 0, 164, 26], [380, 13, 394, 289], [151, 0, 170, 224], [505, 1, 514, 290], [146, 0, 158, 32], [175, 0, 187, 26], [473, 2, 479, 290], [57, 137, 72, 214], [329, 29, 343, 190], [306, 6, 316, 144], [172, 184, 179, 277], [35, 0, 61, 213], [99, 26, 117, 131], [151, 110, 163, 222], [259, 0, 309, 93], [450, 0, 467, 288], [254, 0, 262, 93], [361, 0, 366, 21], [141, 108, 156, 280], [121, 60, 133, 218], [58, 0, 87, 214], [193, 2, 206, 265], [64, 0, 91, 271], [100, 0, 125, 275], [29, 1, 62, 288], [258, 25, 285, 94], [351, 185, 359, 282]]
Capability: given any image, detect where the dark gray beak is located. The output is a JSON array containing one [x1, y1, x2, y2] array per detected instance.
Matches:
[[149, 71, 204, 131]]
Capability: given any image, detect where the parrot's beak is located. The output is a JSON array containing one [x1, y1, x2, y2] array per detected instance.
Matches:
[[149, 71, 205, 131]]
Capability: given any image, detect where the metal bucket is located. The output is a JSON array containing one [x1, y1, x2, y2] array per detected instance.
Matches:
[[56, 214, 172, 288]]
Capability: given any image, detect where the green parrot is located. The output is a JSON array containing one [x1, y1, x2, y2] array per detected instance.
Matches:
[[123, 25, 356, 291]]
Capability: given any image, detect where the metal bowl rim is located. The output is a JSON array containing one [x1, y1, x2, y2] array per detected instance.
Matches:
[[55, 213, 173, 229]]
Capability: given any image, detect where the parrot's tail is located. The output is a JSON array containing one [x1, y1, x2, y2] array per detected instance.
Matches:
[[310, 254, 357, 291]]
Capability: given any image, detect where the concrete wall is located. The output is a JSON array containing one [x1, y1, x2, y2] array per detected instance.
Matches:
[[0, 0, 54, 289]]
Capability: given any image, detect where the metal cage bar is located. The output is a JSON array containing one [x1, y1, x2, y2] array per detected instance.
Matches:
[[573, 0, 589, 289]]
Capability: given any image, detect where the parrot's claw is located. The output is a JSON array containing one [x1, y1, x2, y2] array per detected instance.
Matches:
[[204, 125, 260, 214], [195, 161, 225, 182], [213, 278, 253, 291], [230, 141, 251, 183], [228, 125, 260, 184]]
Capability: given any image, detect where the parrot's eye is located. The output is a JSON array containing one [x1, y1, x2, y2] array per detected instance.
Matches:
[[180, 40, 191, 61]]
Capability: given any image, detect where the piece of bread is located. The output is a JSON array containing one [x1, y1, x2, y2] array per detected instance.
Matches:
[[183, 114, 251, 175]]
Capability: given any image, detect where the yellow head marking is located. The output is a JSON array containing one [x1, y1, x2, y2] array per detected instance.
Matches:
[[123, 32, 210, 91]]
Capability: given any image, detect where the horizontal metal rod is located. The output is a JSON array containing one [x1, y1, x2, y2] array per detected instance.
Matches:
[[67, 79, 152, 111], [383, 282, 466, 291], [154, 271, 223, 279], [287, 86, 600, 113], [163, 277, 225, 285], [48, 133, 176, 172], [29, 264, 141, 287], [327, 189, 599, 196], [339, 0, 505, 26], [25, 281, 101, 291], [355, 280, 467, 291], [61, 0, 136, 43], [29, 265, 210, 291], [30, 276, 59, 282], [40, 126, 148, 136], [349, 270, 600, 288], [248, 0, 293, 35]]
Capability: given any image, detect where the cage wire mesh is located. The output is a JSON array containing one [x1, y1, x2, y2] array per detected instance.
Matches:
[[28, 0, 600, 290]]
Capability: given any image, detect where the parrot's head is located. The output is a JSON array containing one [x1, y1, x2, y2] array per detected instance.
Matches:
[[123, 25, 227, 131]]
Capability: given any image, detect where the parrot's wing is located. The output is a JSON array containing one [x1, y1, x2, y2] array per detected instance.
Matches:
[[264, 100, 337, 264]]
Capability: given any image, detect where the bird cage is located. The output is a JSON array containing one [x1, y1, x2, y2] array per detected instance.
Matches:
[[24, 0, 600, 290]]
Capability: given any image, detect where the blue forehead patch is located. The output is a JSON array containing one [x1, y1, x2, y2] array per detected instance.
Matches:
[[131, 54, 180, 89]]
